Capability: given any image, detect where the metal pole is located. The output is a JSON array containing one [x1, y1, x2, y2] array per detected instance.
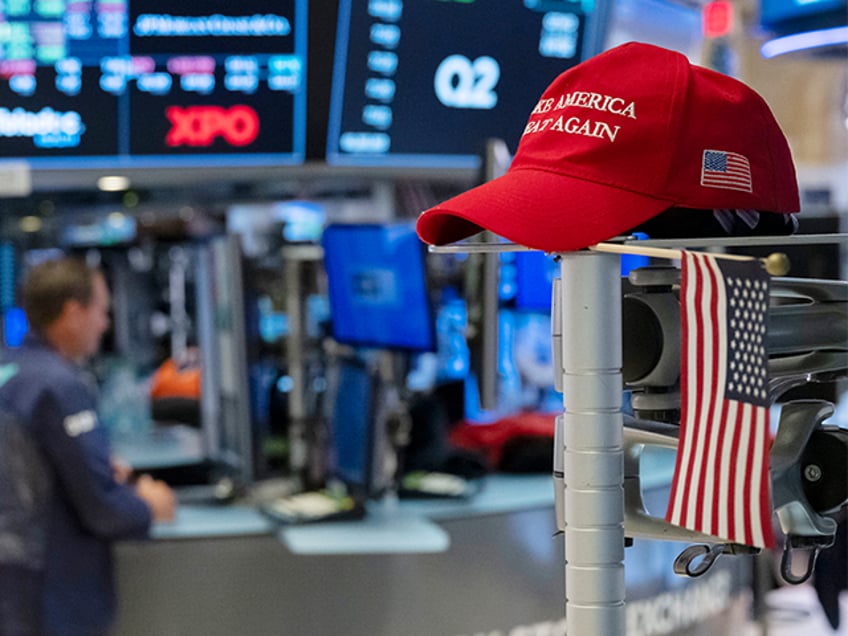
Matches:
[[283, 245, 322, 476], [559, 250, 625, 635]]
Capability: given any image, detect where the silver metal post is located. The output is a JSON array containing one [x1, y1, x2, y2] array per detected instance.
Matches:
[[559, 250, 625, 635], [283, 244, 323, 476]]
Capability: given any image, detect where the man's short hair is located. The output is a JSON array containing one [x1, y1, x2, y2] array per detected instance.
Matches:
[[22, 258, 100, 334]]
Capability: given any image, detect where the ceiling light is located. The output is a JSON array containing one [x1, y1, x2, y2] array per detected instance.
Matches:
[[19, 216, 42, 233], [97, 175, 131, 192]]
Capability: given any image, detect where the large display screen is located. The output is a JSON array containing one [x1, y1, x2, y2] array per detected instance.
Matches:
[[0, 1, 307, 168], [326, 0, 598, 168]]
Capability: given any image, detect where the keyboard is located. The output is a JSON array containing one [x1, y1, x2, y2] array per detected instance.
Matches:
[[398, 471, 475, 499], [260, 490, 364, 524]]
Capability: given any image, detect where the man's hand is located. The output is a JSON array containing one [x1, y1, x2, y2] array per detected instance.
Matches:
[[111, 458, 133, 484], [134, 474, 177, 522]]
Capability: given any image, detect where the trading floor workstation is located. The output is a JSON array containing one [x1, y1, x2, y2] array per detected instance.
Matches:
[[102, 221, 845, 636]]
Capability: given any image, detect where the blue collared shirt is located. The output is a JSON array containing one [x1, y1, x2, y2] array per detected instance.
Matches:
[[0, 334, 151, 636]]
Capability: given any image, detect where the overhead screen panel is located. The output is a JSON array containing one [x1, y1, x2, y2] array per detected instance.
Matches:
[[760, 0, 846, 30], [327, 0, 600, 168], [0, 0, 307, 168]]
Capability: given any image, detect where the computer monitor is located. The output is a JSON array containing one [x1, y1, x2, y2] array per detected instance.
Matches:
[[514, 251, 561, 313], [2, 307, 27, 349], [326, 356, 379, 498], [321, 223, 436, 353]]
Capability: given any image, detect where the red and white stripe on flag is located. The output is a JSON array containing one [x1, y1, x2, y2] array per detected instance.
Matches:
[[665, 250, 775, 549]]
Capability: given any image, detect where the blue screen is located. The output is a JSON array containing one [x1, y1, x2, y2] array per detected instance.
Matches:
[[3, 307, 28, 348], [331, 359, 373, 491], [322, 223, 436, 352], [514, 252, 560, 312]]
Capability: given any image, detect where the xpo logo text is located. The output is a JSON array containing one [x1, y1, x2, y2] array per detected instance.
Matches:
[[165, 105, 259, 147]]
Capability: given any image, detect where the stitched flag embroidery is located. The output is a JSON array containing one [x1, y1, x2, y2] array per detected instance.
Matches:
[[701, 149, 753, 193]]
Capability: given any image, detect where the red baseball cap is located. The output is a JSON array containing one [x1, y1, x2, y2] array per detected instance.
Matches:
[[416, 42, 799, 253]]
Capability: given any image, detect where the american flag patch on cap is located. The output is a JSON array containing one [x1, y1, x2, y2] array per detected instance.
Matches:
[[701, 149, 753, 193]]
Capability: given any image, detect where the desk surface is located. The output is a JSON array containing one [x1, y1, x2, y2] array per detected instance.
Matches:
[[112, 424, 205, 469], [278, 474, 556, 555], [150, 473, 556, 546], [151, 504, 274, 539]]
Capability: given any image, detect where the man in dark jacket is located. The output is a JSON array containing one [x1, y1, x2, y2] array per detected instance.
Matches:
[[0, 256, 176, 636]]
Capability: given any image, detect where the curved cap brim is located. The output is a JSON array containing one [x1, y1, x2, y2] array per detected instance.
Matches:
[[416, 168, 674, 253]]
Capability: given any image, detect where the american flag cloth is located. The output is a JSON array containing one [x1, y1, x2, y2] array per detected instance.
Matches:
[[701, 149, 753, 193], [666, 250, 776, 549]]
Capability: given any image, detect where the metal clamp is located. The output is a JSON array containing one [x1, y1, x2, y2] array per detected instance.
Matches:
[[673, 543, 761, 578], [780, 534, 835, 585], [673, 544, 725, 577]]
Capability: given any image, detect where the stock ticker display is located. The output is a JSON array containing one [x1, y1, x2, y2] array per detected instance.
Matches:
[[326, 0, 593, 168], [0, 0, 307, 167]]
